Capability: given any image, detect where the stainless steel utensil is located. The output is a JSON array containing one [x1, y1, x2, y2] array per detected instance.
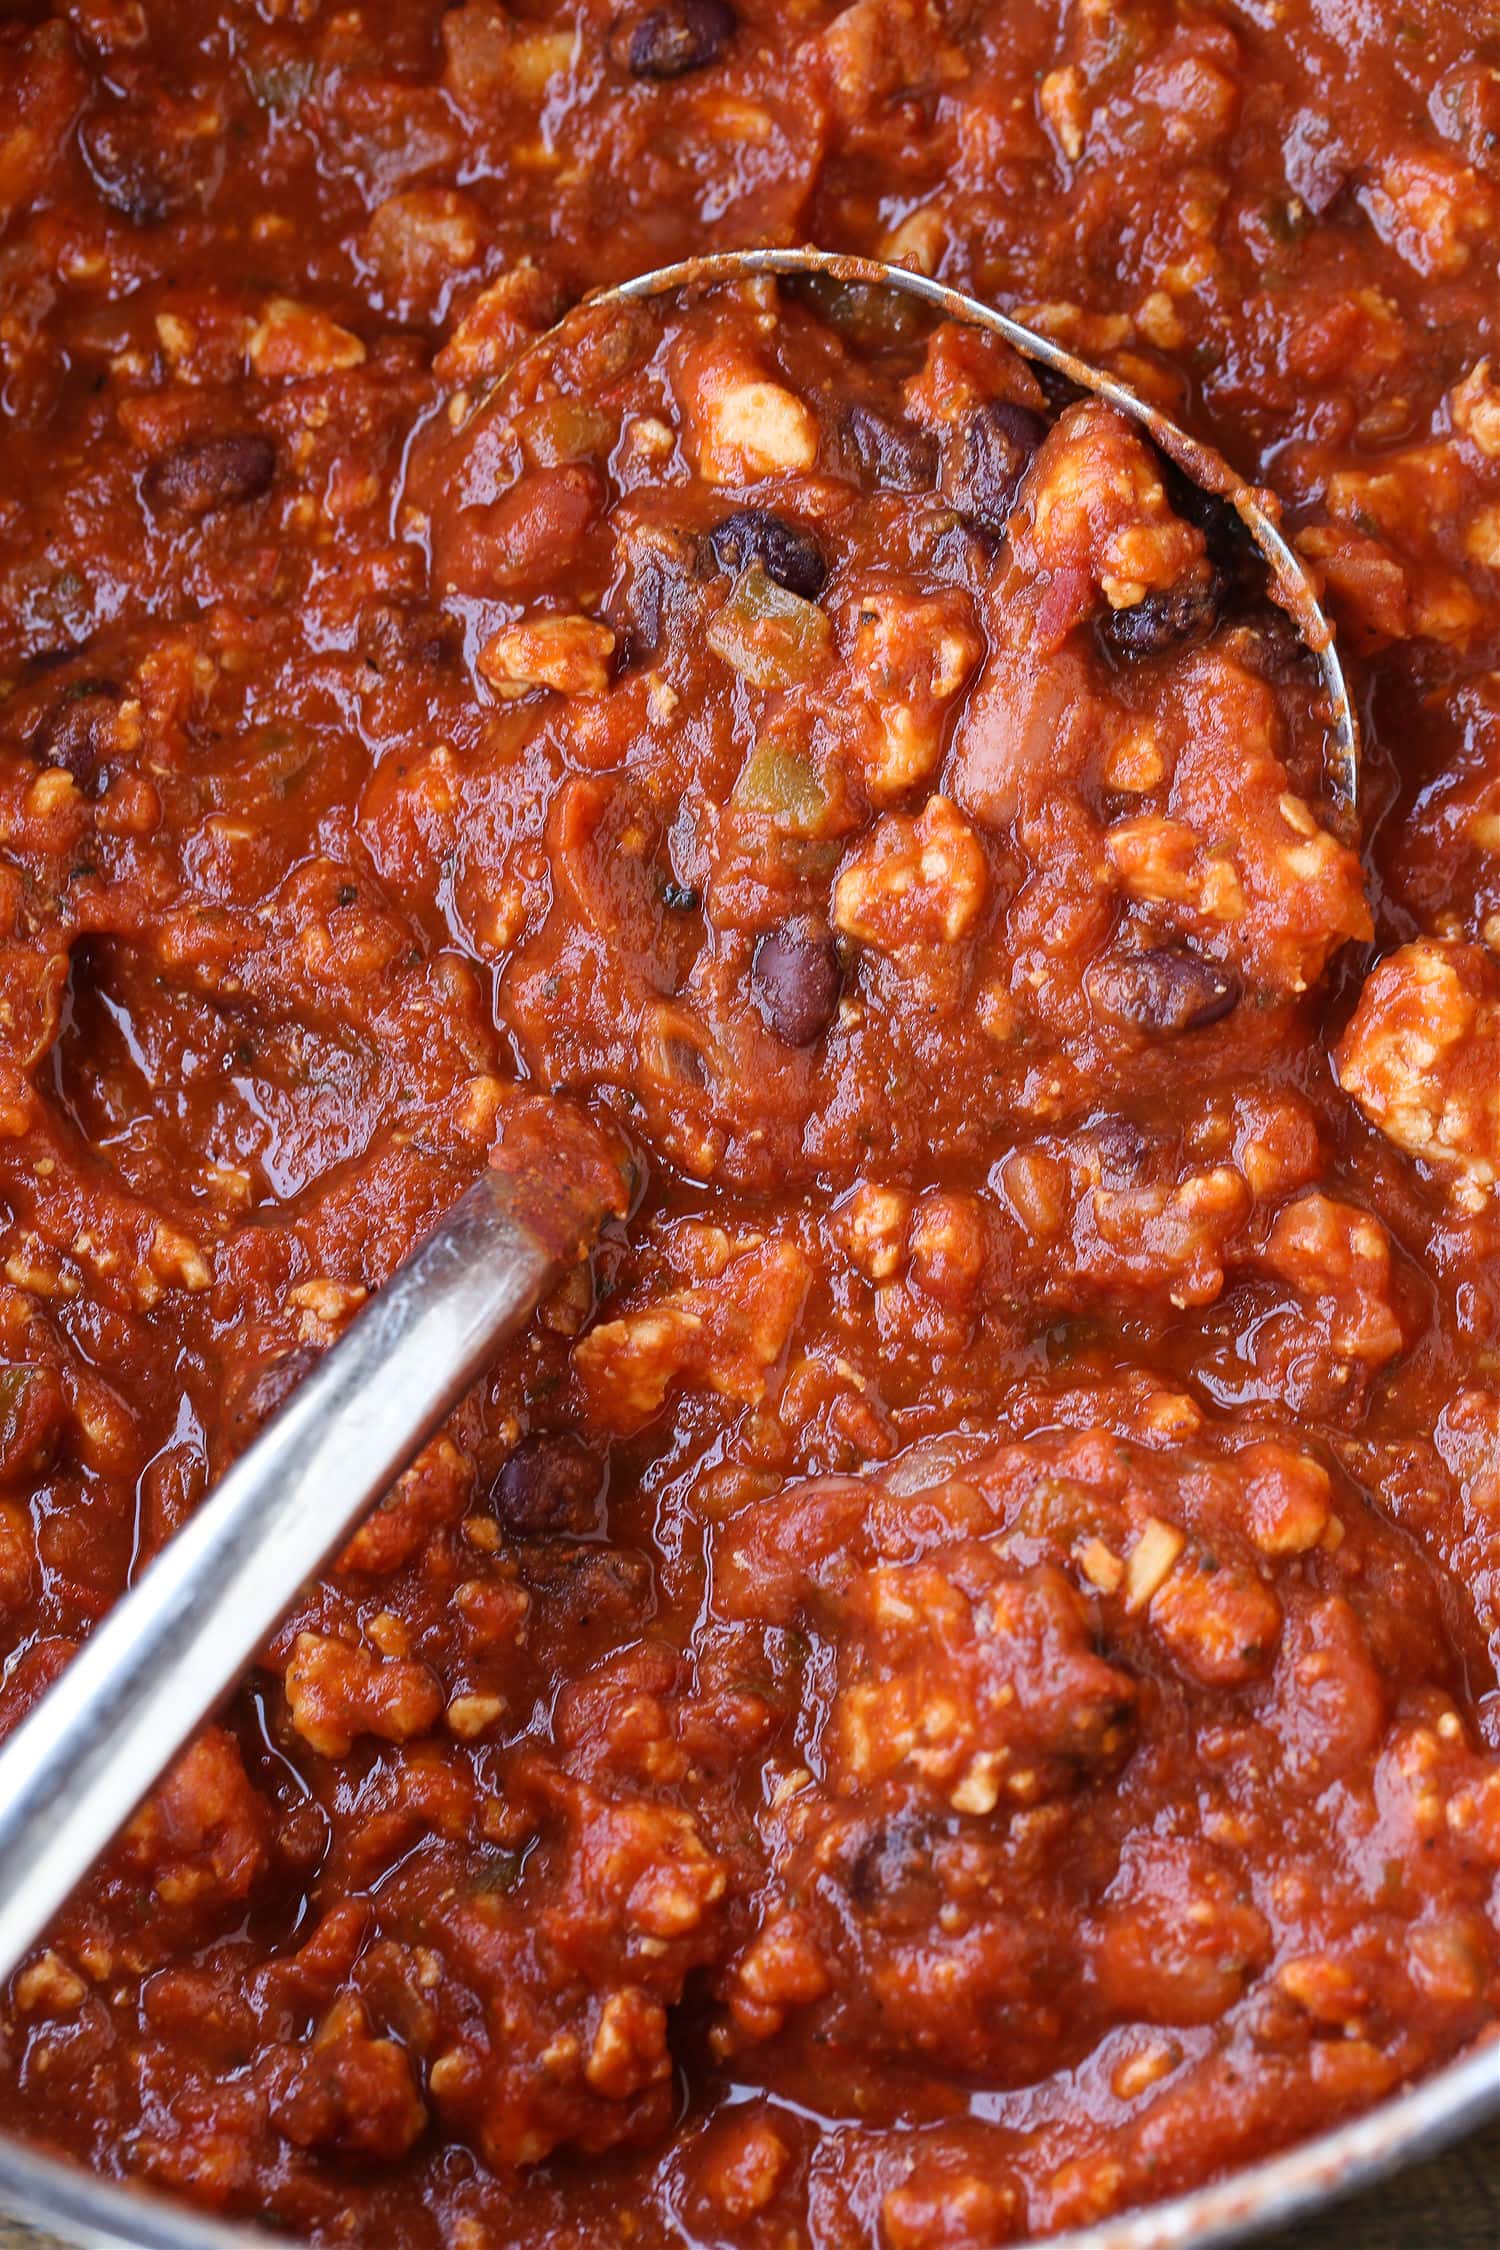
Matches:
[[0, 1160, 607, 1986]]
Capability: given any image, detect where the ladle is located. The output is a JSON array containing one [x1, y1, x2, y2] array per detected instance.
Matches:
[[0, 246, 1360, 1990]]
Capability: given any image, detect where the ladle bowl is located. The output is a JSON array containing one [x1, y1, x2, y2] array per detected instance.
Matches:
[[484, 246, 1360, 824]]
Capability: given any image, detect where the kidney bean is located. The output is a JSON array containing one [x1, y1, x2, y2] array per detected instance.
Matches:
[[1098, 568, 1229, 658], [751, 919, 842, 1045], [711, 508, 827, 601], [655, 1027, 710, 1088], [143, 433, 277, 521], [1087, 1114, 1158, 1188], [620, 0, 735, 79], [31, 683, 120, 790], [841, 402, 939, 491], [1086, 946, 1241, 1034], [455, 463, 605, 595], [944, 400, 1047, 532], [490, 1433, 605, 1537]]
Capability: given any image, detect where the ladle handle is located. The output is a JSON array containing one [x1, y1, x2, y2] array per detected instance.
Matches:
[[0, 1163, 601, 1987]]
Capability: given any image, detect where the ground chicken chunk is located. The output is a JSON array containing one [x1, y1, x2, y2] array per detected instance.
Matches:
[[1359, 148, 1497, 278], [1259, 1192, 1404, 1367], [284, 1631, 445, 1756], [817, 0, 969, 126], [575, 1239, 810, 1434], [363, 188, 483, 318], [1449, 360, 1500, 460], [478, 614, 616, 698], [432, 260, 563, 384], [834, 588, 982, 800], [1024, 400, 1209, 612], [116, 1728, 267, 1916], [674, 337, 820, 481], [409, 1763, 734, 2170], [247, 296, 366, 379], [830, 1549, 1136, 1814], [1337, 940, 1500, 1206], [833, 797, 988, 954], [1431, 1391, 1500, 1661], [263, 1993, 427, 2158]]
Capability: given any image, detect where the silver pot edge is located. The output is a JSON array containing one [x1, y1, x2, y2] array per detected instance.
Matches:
[[0, 2033, 1493, 2250]]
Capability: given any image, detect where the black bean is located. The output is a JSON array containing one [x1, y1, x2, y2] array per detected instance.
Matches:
[[81, 98, 218, 226], [490, 1433, 605, 1537], [614, 550, 667, 659], [1032, 362, 1085, 413], [840, 402, 939, 492], [31, 684, 120, 790], [943, 399, 1047, 532], [1085, 946, 1241, 1035], [1229, 605, 1308, 685], [710, 508, 826, 601], [143, 433, 277, 521], [848, 1818, 937, 1910], [751, 918, 842, 1045], [620, 0, 735, 78], [1098, 567, 1229, 658], [517, 1540, 654, 1626], [223, 1344, 323, 1451], [358, 600, 461, 674], [1160, 458, 1246, 569]]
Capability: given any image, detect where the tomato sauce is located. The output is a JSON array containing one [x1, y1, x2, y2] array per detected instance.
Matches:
[[0, 3, 1497, 2245]]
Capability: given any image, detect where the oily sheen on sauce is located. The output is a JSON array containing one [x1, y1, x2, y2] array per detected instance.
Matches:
[[0, 5, 1498, 2249]]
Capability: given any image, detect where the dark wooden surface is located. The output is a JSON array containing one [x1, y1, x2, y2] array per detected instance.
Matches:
[[0, 2118, 1495, 2249], [1269, 2116, 1500, 2249]]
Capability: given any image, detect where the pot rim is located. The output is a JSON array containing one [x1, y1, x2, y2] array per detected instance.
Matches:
[[0, 2032, 1493, 2250]]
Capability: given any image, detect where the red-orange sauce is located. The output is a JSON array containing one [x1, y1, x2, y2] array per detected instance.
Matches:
[[0, 5, 1497, 2244]]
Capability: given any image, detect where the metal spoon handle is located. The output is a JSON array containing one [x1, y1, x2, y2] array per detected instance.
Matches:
[[0, 1161, 603, 1987]]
